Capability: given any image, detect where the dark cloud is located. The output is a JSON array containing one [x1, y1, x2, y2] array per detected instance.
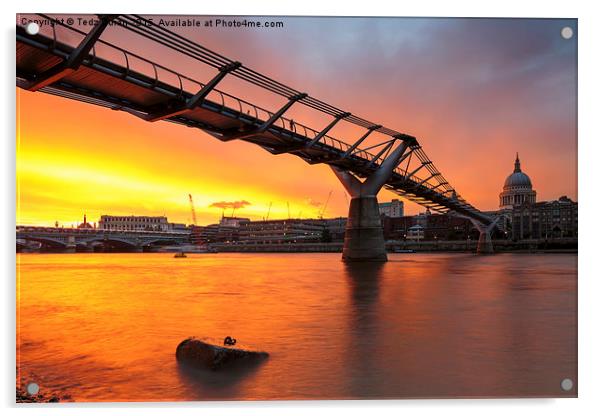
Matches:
[[209, 200, 251, 210]]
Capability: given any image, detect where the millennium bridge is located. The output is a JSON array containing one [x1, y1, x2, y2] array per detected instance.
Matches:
[[16, 14, 499, 261]]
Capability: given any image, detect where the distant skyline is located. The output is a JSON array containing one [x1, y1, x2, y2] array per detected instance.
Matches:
[[16, 16, 577, 227]]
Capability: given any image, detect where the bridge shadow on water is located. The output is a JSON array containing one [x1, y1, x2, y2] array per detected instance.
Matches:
[[343, 262, 388, 398], [344, 262, 385, 312]]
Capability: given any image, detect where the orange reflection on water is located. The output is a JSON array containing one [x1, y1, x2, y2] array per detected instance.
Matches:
[[17, 252, 576, 401]]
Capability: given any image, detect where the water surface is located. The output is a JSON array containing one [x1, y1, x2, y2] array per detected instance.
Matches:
[[16, 252, 577, 401]]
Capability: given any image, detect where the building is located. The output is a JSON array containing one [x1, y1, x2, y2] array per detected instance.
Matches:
[[379, 199, 404, 218], [197, 224, 219, 243], [382, 211, 477, 241], [499, 153, 537, 209], [495, 153, 577, 240], [406, 224, 425, 241], [511, 196, 578, 240], [98, 215, 170, 231], [77, 214, 94, 230], [199, 216, 346, 245], [219, 216, 251, 228], [238, 219, 326, 245], [191, 217, 251, 244], [323, 217, 346, 242], [217, 216, 251, 242], [169, 223, 189, 233]]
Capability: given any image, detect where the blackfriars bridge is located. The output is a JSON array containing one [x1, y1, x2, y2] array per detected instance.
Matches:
[[16, 226, 189, 252], [16, 14, 498, 261]]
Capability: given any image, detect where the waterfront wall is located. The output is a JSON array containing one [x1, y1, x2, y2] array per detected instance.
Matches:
[[18, 237, 577, 254], [212, 238, 577, 253]]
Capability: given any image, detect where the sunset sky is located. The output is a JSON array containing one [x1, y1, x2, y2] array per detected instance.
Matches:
[[16, 16, 577, 227]]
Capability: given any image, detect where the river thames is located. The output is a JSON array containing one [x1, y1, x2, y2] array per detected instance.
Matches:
[[16, 252, 577, 401]]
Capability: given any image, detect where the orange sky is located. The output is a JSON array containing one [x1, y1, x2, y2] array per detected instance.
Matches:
[[16, 16, 577, 227], [16, 90, 357, 226]]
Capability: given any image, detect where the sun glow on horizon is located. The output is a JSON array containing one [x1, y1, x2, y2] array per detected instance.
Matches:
[[16, 90, 354, 227]]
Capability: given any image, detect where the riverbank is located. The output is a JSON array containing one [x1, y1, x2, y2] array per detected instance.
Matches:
[[16, 386, 64, 403], [16, 370, 71, 403], [17, 238, 577, 254], [211, 238, 577, 253]]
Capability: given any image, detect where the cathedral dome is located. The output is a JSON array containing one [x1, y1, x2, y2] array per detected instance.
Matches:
[[504, 171, 532, 189], [499, 153, 536, 209], [503, 154, 533, 189]]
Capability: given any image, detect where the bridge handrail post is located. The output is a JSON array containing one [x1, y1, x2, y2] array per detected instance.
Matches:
[[176, 74, 184, 99], [236, 97, 243, 120], [51, 21, 57, 50], [218, 91, 225, 112], [122, 50, 130, 80], [301, 125, 308, 138]]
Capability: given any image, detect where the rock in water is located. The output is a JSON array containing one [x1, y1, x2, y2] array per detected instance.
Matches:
[[176, 337, 268, 371]]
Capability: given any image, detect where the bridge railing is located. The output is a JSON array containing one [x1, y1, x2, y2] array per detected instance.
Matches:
[[18, 15, 392, 169], [16, 225, 190, 235], [24, 15, 376, 163], [18, 14, 483, 217]]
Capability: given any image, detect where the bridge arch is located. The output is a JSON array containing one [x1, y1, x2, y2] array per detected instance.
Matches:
[[19, 236, 67, 249], [81, 237, 140, 249], [142, 238, 184, 246]]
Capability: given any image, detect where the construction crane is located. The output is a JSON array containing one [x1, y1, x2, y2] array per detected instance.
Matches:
[[264, 201, 272, 221], [318, 190, 333, 219], [188, 194, 197, 226], [188, 194, 203, 247]]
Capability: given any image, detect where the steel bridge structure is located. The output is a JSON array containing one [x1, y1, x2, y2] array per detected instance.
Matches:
[[16, 14, 496, 260]]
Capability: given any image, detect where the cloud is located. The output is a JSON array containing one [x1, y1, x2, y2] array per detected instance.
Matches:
[[209, 200, 251, 210]]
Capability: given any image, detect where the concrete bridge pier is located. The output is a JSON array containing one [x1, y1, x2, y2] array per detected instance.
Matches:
[[331, 139, 412, 262], [468, 217, 501, 255], [340, 194, 387, 261], [65, 236, 76, 253], [476, 228, 494, 254]]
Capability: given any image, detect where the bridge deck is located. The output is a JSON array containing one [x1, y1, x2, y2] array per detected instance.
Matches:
[[16, 16, 492, 225]]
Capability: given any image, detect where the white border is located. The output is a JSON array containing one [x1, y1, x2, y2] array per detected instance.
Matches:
[[3, 1, 601, 415]]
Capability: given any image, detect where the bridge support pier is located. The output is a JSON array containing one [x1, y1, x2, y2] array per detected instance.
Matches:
[[65, 236, 76, 253], [332, 139, 411, 262], [476, 229, 494, 254], [468, 217, 501, 255], [342, 196, 388, 261]]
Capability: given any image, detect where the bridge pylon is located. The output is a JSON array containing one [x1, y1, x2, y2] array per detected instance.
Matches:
[[466, 216, 501, 255], [332, 139, 412, 262]]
